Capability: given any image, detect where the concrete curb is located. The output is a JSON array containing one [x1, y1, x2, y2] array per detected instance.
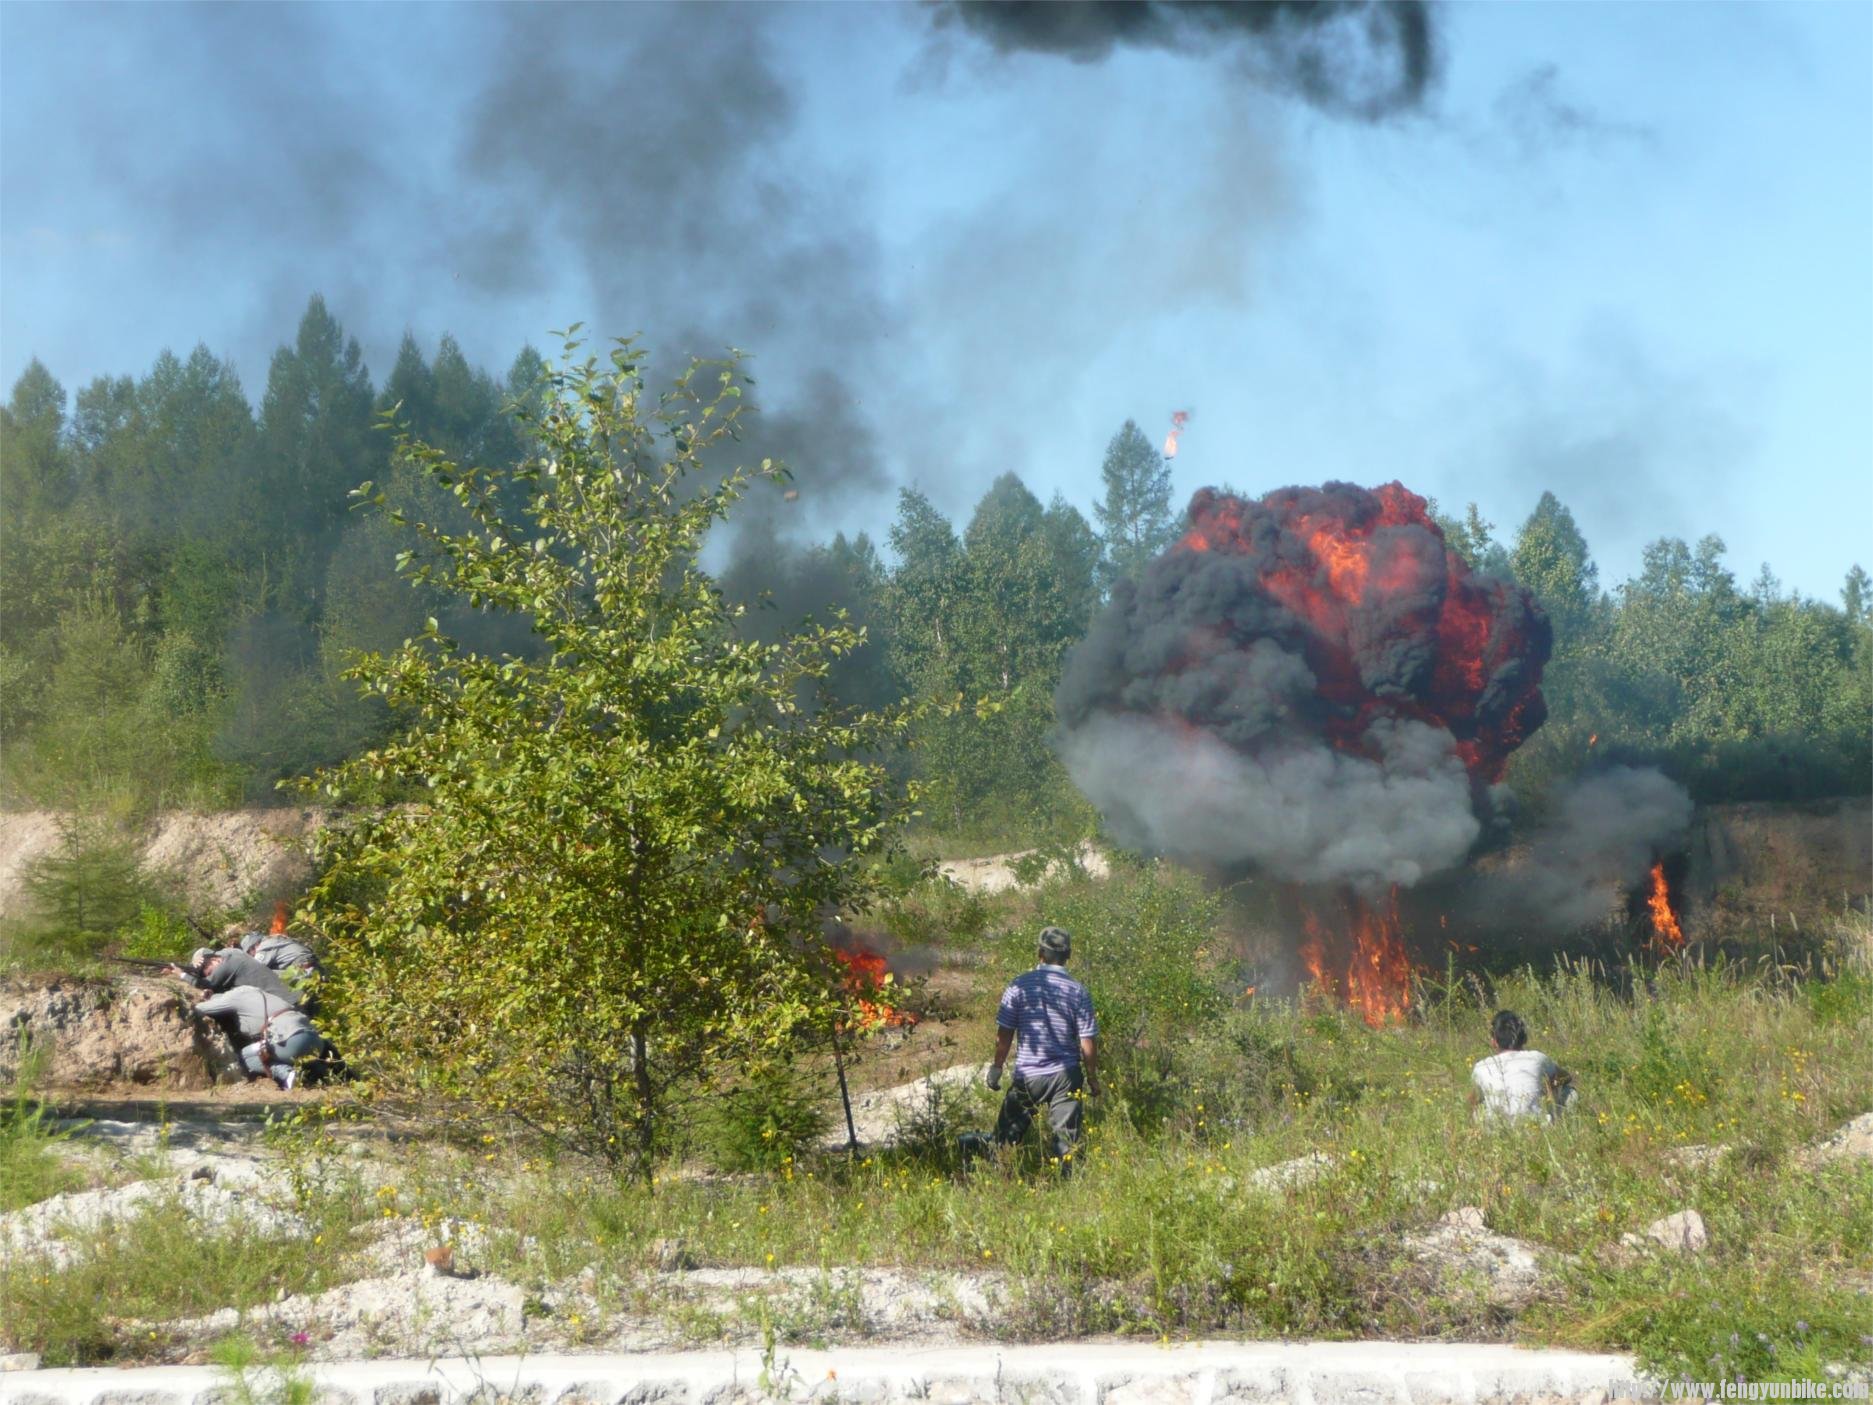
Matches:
[[0, 1342, 1650, 1405]]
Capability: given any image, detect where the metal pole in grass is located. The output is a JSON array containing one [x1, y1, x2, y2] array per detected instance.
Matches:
[[831, 1023, 860, 1154]]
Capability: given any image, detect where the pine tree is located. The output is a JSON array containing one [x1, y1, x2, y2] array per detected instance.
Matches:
[[1842, 565, 1870, 626], [1512, 491, 1600, 644], [1093, 419, 1175, 590]]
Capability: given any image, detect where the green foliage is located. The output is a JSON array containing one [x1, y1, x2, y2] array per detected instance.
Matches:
[[298, 337, 916, 1172], [20, 816, 151, 940], [0, 1044, 82, 1212], [886, 478, 1101, 843], [1093, 418, 1177, 589], [118, 902, 197, 962], [0, 1195, 359, 1366], [706, 1064, 832, 1172], [996, 860, 1230, 1129]]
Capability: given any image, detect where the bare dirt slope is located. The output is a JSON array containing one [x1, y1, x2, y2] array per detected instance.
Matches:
[[0, 808, 326, 920], [1686, 795, 1871, 922]]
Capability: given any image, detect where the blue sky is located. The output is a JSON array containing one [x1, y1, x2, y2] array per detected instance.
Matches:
[[2, 2, 1867, 598]]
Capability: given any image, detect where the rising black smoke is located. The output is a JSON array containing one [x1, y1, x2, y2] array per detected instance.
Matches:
[[930, 0, 1440, 121]]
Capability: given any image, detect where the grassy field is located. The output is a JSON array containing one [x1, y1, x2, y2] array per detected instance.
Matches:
[[2, 862, 1870, 1384]]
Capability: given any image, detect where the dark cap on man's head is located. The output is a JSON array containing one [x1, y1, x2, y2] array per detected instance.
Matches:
[[1038, 926, 1072, 960]]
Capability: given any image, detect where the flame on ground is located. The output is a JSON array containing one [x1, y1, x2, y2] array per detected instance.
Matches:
[[1299, 888, 1413, 1027], [270, 901, 289, 936], [1646, 861, 1684, 950], [833, 945, 917, 1032]]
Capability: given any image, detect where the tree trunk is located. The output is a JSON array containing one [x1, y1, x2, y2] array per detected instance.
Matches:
[[631, 1021, 655, 1183]]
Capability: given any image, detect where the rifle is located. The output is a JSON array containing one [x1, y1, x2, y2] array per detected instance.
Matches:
[[105, 955, 186, 972]]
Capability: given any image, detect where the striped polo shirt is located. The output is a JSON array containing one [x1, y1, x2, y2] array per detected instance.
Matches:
[[997, 963, 1097, 1077]]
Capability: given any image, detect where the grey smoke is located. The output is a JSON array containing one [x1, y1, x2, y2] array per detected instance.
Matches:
[[1494, 64, 1654, 157], [1061, 712, 1480, 889], [1465, 765, 1694, 933], [931, 0, 1440, 121]]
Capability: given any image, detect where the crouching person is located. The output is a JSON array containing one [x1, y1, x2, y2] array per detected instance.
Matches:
[[984, 925, 1101, 1172], [227, 924, 323, 997], [1470, 1009, 1574, 1122], [191, 984, 324, 1090], [172, 947, 305, 1008]]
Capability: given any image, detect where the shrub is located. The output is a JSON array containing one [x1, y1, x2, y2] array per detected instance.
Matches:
[[706, 1064, 831, 1173]]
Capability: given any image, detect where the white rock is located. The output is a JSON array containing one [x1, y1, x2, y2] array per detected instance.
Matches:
[[1403, 1205, 1551, 1310], [1619, 1208, 1708, 1256]]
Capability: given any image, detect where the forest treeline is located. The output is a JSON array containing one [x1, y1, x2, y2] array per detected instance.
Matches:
[[2, 296, 1867, 834]]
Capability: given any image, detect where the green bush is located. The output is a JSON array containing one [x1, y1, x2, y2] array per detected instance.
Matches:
[[705, 1065, 831, 1173]]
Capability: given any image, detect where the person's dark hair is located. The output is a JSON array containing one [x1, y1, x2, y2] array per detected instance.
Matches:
[[1490, 1009, 1528, 1050]]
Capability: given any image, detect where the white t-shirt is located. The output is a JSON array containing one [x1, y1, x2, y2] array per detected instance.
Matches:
[[1471, 1049, 1564, 1121]]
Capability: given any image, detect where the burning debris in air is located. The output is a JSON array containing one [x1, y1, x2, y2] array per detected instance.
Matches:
[[1163, 410, 1192, 460], [1057, 480, 1554, 1024]]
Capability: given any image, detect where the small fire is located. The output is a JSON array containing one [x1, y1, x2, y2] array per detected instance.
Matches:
[[1299, 888, 1413, 1027], [832, 946, 917, 1032], [1163, 409, 1191, 459], [270, 901, 289, 936], [1645, 862, 1684, 950], [1588, 733, 1598, 747]]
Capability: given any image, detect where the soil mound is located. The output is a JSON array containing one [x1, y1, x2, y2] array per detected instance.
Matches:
[[0, 975, 242, 1089]]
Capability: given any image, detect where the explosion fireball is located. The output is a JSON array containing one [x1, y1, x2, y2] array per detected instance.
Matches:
[[1057, 481, 1554, 1024]]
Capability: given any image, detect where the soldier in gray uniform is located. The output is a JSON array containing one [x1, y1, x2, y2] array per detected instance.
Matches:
[[169, 948, 305, 1008], [235, 930, 320, 976], [189, 983, 324, 1089]]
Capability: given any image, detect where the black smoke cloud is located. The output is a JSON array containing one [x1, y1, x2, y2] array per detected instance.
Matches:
[[1055, 482, 1552, 891], [930, 0, 1440, 120], [452, 7, 896, 559]]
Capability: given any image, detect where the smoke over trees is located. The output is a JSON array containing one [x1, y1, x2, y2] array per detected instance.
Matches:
[[0, 317, 1866, 862]]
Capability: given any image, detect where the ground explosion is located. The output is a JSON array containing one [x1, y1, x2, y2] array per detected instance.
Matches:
[[1056, 481, 1552, 1023]]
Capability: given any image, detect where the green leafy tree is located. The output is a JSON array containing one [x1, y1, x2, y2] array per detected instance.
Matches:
[[0, 360, 73, 519], [1512, 491, 1600, 644], [256, 295, 380, 559], [1842, 565, 1870, 627], [886, 476, 1097, 839], [298, 339, 914, 1173], [1093, 419, 1175, 590], [1433, 501, 1511, 577]]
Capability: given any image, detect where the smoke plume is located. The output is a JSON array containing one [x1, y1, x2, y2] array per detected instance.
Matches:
[[1464, 765, 1694, 934], [931, 0, 1440, 120], [1056, 481, 1551, 891]]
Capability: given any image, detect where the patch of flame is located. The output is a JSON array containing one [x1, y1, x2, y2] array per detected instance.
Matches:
[[1646, 862, 1684, 950], [1299, 889, 1413, 1027], [833, 946, 917, 1033], [270, 901, 289, 936]]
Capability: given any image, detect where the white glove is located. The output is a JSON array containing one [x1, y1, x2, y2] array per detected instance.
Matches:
[[984, 1063, 1003, 1090]]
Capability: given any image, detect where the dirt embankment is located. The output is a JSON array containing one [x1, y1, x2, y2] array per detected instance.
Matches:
[[0, 974, 242, 1090], [1685, 795, 1871, 923], [0, 808, 326, 921]]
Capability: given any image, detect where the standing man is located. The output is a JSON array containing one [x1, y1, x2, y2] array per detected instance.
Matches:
[[985, 925, 1100, 1170]]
